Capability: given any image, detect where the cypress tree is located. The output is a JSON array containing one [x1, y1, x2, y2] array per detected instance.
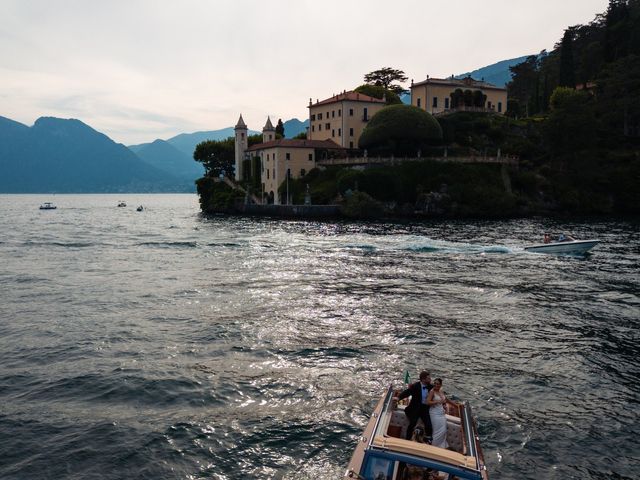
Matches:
[[559, 29, 576, 88]]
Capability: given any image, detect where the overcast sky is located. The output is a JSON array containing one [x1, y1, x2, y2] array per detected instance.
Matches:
[[1, 0, 609, 145]]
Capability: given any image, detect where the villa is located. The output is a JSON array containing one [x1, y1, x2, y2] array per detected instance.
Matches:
[[410, 75, 508, 115], [307, 90, 386, 149], [234, 115, 345, 205]]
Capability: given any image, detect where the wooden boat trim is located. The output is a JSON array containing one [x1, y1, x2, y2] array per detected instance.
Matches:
[[371, 435, 478, 469]]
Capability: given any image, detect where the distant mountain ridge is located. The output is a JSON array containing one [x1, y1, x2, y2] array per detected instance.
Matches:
[[133, 139, 204, 182], [0, 116, 189, 193], [456, 55, 531, 87]]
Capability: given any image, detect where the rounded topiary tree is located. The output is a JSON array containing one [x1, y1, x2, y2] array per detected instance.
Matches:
[[358, 105, 443, 156]]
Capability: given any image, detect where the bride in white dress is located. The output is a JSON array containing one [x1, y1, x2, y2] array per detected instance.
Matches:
[[427, 378, 449, 449]]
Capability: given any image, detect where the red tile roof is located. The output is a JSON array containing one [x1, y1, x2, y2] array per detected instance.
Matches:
[[412, 76, 506, 91], [246, 138, 345, 152], [309, 90, 386, 107]]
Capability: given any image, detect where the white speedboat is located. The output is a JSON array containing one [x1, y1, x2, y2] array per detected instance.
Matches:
[[524, 239, 599, 255], [344, 385, 488, 480], [117, 201, 127, 207], [39, 202, 57, 210]]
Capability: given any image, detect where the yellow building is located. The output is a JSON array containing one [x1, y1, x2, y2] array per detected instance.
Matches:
[[307, 91, 386, 149], [410, 76, 507, 115], [235, 116, 345, 204]]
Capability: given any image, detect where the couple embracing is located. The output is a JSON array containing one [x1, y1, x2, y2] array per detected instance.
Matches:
[[395, 370, 452, 449]]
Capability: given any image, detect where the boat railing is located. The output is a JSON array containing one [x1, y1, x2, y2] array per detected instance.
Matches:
[[461, 402, 482, 474]]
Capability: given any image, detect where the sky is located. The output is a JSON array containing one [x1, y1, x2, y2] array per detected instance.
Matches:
[[1, 0, 610, 145]]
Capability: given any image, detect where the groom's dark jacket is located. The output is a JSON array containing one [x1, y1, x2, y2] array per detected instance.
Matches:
[[398, 381, 433, 416]]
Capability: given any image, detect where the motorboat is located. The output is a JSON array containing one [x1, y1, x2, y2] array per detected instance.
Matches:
[[524, 239, 599, 255], [117, 201, 127, 207], [136, 205, 144, 212], [39, 202, 57, 210], [344, 385, 488, 480]]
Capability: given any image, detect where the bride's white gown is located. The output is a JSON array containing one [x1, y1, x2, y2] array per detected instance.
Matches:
[[429, 391, 448, 449]]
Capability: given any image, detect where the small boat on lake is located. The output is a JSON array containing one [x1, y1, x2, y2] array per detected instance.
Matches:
[[136, 205, 144, 212], [39, 202, 57, 210], [117, 201, 127, 207], [344, 385, 488, 480], [524, 239, 599, 255]]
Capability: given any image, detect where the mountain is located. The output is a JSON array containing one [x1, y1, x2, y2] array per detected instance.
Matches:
[[456, 55, 532, 87], [282, 118, 308, 138], [133, 139, 204, 182], [163, 127, 258, 157], [0, 116, 188, 193]]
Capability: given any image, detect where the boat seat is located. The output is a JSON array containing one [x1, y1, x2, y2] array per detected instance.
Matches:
[[445, 415, 464, 454], [387, 409, 428, 439]]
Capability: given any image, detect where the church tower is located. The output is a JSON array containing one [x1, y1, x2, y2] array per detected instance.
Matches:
[[262, 116, 276, 143], [234, 114, 248, 181]]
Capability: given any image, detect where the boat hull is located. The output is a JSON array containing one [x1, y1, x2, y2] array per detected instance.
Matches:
[[524, 239, 599, 255]]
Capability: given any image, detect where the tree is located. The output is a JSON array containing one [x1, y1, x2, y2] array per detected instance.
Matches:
[[364, 67, 408, 95], [559, 28, 576, 87], [193, 138, 235, 176], [276, 119, 285, 137], [450, 89, 464, 108], [543, 87, 599, 156], [596, 54, 640, 136], [358, 105, 443, 155], [507, 55, 540, 116], [354, 84, 402, 104], [472, 90, 487, 108]]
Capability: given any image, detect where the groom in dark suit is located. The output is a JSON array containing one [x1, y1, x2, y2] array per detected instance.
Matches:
[[396, 371, 433, 440]]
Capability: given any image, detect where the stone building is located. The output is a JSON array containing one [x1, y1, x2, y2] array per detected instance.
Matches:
[[410, 76, 508, 115]]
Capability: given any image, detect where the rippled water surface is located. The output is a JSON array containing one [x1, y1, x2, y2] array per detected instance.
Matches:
[[1, 194, 638, 480]]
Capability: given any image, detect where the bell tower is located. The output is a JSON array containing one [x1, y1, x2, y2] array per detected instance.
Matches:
[[234, 114, 248, 181], [262, 116, 276, 143]]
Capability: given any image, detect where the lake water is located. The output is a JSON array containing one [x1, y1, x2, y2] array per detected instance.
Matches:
[[0, 194, 638, 479]]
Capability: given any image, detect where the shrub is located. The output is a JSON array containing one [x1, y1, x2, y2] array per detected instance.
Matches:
[[359, 105, 443, 155]]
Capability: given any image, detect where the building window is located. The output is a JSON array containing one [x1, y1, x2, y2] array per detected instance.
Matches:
[[432, 97, 438, 108], [332, 129, 335, 137], [300, 168, 306, 176], [349, 127, 354, 137], [487, 101, 492, 109], [363, 107, 368, 120], [349, 108, 354, 116], [286, 153, 290, 160], [311, 114, 316, 121], [498, 102, 502, 113], [269, 134, 273, 140], [445, 97, 449, 109], [338, 128, 341, 137], [267, 169, 269, 179], [326, 111, 329, 118], [325, 123, 330, 129], [319, 124, 322, 131], [349, 141, 354, 148], [308, 153, 313, 161], [332, 110, 335, 118], [312, 125, 315, 132], [267, 154, 269, 160], [318, 113, 322, 120], [417, 98, 421, 108], [338, 109, 341, 116], [241, 133, 245, 139]]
